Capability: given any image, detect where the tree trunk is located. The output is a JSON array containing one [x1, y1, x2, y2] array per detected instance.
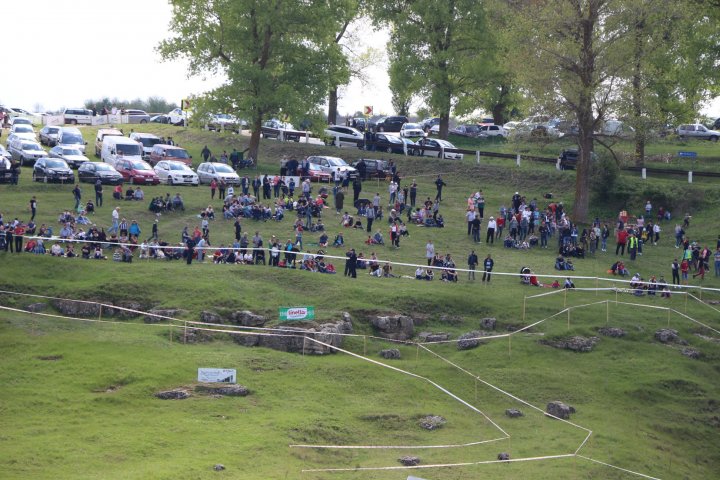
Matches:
[[328, 86, 338, 126], [249, 113, 263, 163], [491, 84, 509, 125], [632, 15, 646, 167], [439, 111, 450, 140]]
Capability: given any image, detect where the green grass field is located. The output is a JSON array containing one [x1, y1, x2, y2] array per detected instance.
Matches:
[[1, 124, 719, 479]]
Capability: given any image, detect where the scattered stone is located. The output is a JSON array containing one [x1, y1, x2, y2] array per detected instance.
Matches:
[[336, 313, 354, 335], [681, 348, 701, 359], [497, 452, 510, 461], [417, 332, 451, 342], [144, 308, 186, 324], [36, 355, 62, 361], [707, 300, 720, 305], [213, 464, 225, 471], [546, 401, 576, 420], [598, 327, 626, 338], [438, 313, 463, 326], [380, 349, 401, 360], [418, 415, 446, 430], [371, 315, 415, 340], [694, 333, 720, 344], [200, 311, 223, 323], [182, 328, 214, 344], [155, 390, 191, 400], [229, 310, 266, 327], [398, 456, 421, 466], [195, 385, 250, 396], [655, 328, 681, 344], [541, 336, 599, 352], [480, 317, 497, 330], [505, 409, 524, 418], [457, 331, 487, 350], [51, 299, 101, 317], [108, 301, 146, 318], [232, 321, 348, 354], [25, 303, 47, 313]]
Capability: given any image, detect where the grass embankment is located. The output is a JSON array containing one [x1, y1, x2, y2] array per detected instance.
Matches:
[[0, 124, 719, 479]]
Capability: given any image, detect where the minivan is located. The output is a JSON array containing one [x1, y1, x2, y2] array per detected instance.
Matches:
[[57, 127, 88, 153], [95, 128, 124, 157], [63, 108, 94, 125], [101, 137, 143, 168]]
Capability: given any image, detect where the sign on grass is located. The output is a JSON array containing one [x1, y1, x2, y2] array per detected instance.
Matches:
[[279, 306, 315, 321], [198, 368, 236, 384], [678, 151, 697, 158]]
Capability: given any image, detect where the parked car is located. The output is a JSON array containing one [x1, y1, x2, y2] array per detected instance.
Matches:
[[9, 124, 36, 141], [557, 148, 598, 170], [306, 155, 358, 179], [0, 156, 16, 183], [502, 121, 521, 132], [62, 107, 93, 125], [324, 125, 364, 147], [57, 127, 88, 153], [712, 118, 720, 130], [95, 128, 124, 156], [350, 158, 391, 179], [77, 161, 124, 185], [101, 136, 143, 167], [154, 160, 199, 186], [9, 138, 46, 166], [372, 115, 409, 133], [351, 117, 366, 131], [306, 162, 331, 182], [196, 162, 241, 185], [122, 109, 151, 123], [49, 145, 89, 168], [416, 138, 464, 160], [208, 113, 245, 132], [39, 125, 61, 146], [150, 114, 170, 124], [168, 108, 188, 126], [676, 123, 719, 141], [373, 133, 418, 155], [261, 119, 301, 141], [148, 144, 193, 166], [32, 158, 74, 183], [449, 124, 482, 137], [0, 144, 11, 161], [129, 132, 162, 158], [9, 117, 33, 127], [478, 124, 508, 137], [114, 159, 160, 185], [421, 117, 441, 132], [400, 122, 424, 138]]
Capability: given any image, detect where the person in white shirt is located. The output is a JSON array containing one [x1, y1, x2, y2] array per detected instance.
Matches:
[[425, 240, 435, 266], [486, 217, 497, 244]]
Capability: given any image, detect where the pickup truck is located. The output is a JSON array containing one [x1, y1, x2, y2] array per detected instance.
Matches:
[[260, 120, 301, 142]]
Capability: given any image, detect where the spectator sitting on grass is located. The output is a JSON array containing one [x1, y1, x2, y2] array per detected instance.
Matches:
[[333, 232, 344, 247], [319, 233, 329, 247]]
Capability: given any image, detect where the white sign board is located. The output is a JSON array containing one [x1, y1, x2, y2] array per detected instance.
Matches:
[[198, 368, 237, 384], [42, 115, 65, 126]]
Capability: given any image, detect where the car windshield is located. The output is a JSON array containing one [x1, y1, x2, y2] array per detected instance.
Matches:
[[23, 143, 43, 151], [437, 140, 455, 148], [214, 164, 234, 173], [166, 148, 189, 159], [130, 161, 152, 171], [63, 134, 84, 144], [463, 125, 480, 133], [385, 136, 402, 144], [15, 126, 32, 133], [117, 144, 142, 156], [326, 158, 348, 167], [138, 137, 161, 147], [46, 160, 67, 168], [63, 148, 82, 156], [169, 163, 190, 171], [404, 123, 421, 130], [95, 164, 113, 171], [48, 127, 60, 134]]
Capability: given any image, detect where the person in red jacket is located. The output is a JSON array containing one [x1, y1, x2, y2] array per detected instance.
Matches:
[[13, 223, 25, 253], [615, 228, 628, 256]]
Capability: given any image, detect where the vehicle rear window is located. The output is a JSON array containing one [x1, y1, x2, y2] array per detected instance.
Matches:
[[166, 148, 189, 159]]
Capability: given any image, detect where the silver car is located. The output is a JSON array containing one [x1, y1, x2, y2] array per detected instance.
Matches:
[[9, 138, 46, 166], [49, 145, 90, 168], [154, 160, 199, 186], [39, 125, 61, 146], [123, 109, 151, 124], [196, 162, 241, 185], [676, 124, 719, 141]]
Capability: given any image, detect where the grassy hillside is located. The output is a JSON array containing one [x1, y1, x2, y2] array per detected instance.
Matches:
[[1, 124, 719, 479]]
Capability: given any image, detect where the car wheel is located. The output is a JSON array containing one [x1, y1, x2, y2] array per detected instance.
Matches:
[[70, 119, 77, 125], [32, 172, 37, 182], [140, 119, 148, 124], [710, 136, 718, 142], [168, 177, 174, 186], [43, 174, 48, 183], [386, 147, 393, 153], [378, 127, 384, 132]]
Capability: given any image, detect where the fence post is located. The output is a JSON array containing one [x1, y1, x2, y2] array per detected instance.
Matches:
[[336, 134, 341, 148], [667, 308, 671, 327], [641, 168, 646, 180], [508, 334, 512, 356], [688, 171, 693, 183], [440, 145, 445, 159], [522, 296, 527, 322], [305, 131, 309, 144], [184, 321, 187, 344], [564, 288, 567, 308], [606, 300, 609, 324], [567, 308, 571, 330], [516, 154, 521, 167], [476, 151, 480, 165]]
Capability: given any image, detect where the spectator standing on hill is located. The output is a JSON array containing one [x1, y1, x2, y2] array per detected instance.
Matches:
[[365, 202, 375, 233], [425, 240, 435, 266], [29, 196, 37, 221], [476, 191, 485, 218], [409, 181, 417, 207], [435, 175, 446, 202], [219, 178, 227, 200], [210, 179, 217, 199], [95, 180, 103, 207], [471, 214, 481, 243], [486, 216, 496, 244], [201, 145, 211, 162], [72, 184, 82, 211], [466, 208, 476, 236], [335, 188, 345, 214], [715, 247, 720, 277], [352, 177, 362, 203], [616, 228, 628, 255], [482, 254, 494, 282], [468, 249, 478, 280]]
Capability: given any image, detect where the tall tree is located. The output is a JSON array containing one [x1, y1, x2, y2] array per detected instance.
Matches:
[[509, 0, 631, 223], [158, 0, 350, 161], [370, 0, 495, 139]]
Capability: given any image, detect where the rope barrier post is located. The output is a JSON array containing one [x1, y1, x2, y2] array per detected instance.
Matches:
[[98, 304, 102, 322], [564, 288, 567, 308], [169, 324, 173, 343], [685, 292, 688, 312], [667, 308, 671, 328], [606, 300, 609, 325], [615, 288, 618, 305], [567, 308, 570, 330], [415, 343, 419, 368], [363, 335, 367, 356], [474, 377, 478, 402], [508, 334, 512, 356], [595, 277, 598, 295], [183, 321, 187, 344], [522, 296, 526, 323], [302, 336, 306, 356], [699, 287, 702, 301]]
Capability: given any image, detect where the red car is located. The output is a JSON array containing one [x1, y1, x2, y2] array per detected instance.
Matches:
[[114, 159, 160, 185], [307, 162, 331, 182]]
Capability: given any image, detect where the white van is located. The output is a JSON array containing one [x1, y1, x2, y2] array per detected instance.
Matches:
[[101, 136, 143, 167], [63, 108, 94, 125], [57, 127, 88, 153], [129, 132, 162, 158]]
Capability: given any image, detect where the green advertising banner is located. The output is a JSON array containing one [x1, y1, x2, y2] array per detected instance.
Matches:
[[279, 306, 315, 321]]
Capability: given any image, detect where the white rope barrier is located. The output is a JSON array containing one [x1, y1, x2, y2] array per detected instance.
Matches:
[[577, 454, 662, 480]]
